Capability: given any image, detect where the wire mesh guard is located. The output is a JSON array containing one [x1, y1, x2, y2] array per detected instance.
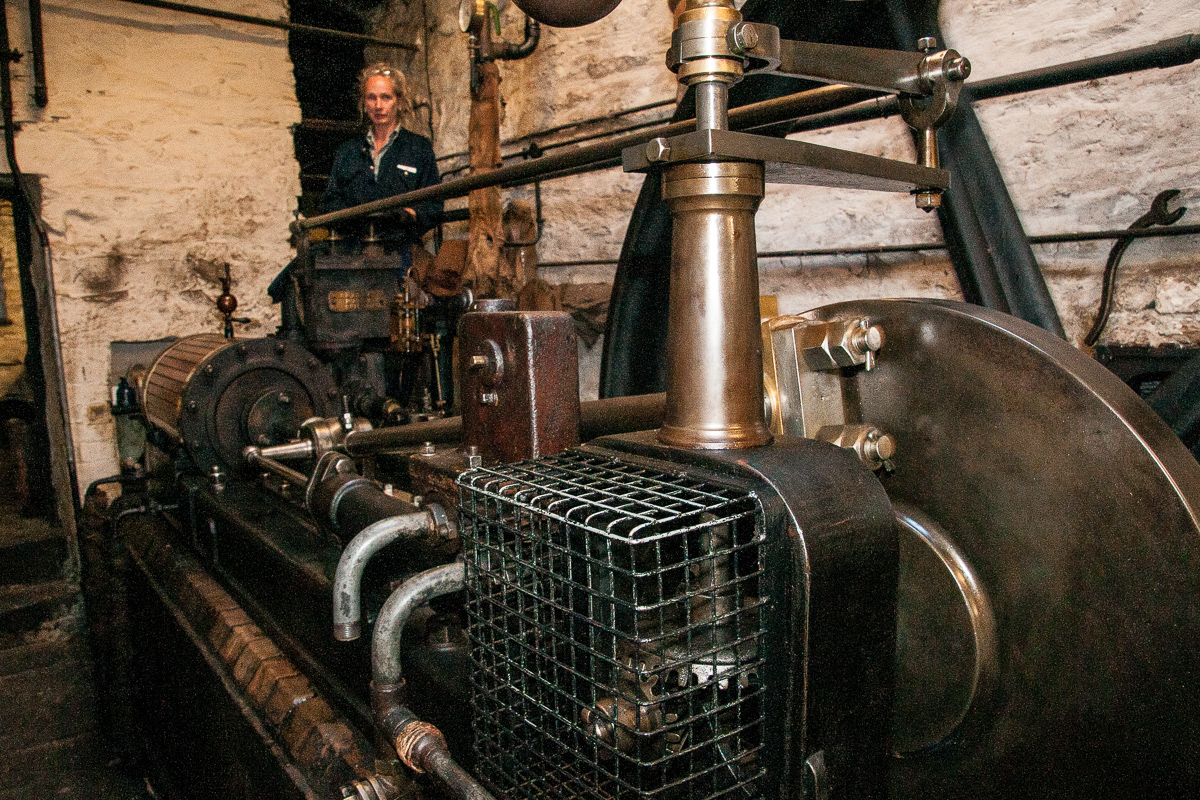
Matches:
[[459, 451, 768, 800]]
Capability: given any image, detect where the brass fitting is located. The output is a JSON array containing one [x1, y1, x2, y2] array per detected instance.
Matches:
[[668, 0, 745, 87]]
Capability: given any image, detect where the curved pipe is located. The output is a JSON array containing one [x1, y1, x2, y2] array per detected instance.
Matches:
[[371, 562, 492, 800], [333, 510, 436, 641], [372, 561, 465, 685], [497, 17, 540, 60]]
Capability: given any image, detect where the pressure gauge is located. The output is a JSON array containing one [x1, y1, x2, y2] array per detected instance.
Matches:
[[459, 0, 509, 34], [458, 0, 478, 33]]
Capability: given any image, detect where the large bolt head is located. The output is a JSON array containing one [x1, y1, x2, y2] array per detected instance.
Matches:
[[644, 137, 671, 163]]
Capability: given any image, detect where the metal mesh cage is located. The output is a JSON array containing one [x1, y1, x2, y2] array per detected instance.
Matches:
[[459, 451, 767, 800]]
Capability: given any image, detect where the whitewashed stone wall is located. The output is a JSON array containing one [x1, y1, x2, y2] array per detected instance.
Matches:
[[2, 0, 301, 494], [405, 0, 1200, 394]]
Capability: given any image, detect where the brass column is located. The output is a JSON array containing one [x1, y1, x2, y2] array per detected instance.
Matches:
[[658, 160, 772, 449], [657, 0, 771, 449]]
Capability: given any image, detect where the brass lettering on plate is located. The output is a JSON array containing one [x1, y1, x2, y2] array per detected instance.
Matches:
[[328, 290, 386, 312]]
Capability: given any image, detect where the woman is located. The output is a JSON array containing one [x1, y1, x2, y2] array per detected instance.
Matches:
[[322, 63, 442, 248]]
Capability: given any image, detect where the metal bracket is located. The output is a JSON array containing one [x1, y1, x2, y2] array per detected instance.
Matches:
[[624, 128, 950, 193]]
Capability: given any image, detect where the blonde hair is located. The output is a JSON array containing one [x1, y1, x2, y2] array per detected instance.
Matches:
[[358, 62, 416, 129]]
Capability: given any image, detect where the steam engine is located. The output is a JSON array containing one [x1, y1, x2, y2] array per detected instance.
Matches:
[[88, 3, 1200, 800]]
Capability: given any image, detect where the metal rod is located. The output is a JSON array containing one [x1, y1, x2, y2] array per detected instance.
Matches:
[[294, 83, 877, 232], [792, 33, 1200, 134], [27, 0, 47, 107], [244, 448, 309, 486], [110, 0, 418, 51], [435, 98, 676, 163], [341, 392, 667, 455], [539, 224, 1200, 266]]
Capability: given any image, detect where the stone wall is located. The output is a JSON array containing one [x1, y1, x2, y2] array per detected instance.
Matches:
[[402, 0, 1199, 394], [2, 1, 301, 494]]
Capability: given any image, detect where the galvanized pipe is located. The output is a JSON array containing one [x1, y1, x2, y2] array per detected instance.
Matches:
[[332, 510, 436, 642], [372, 562, 465, 688]]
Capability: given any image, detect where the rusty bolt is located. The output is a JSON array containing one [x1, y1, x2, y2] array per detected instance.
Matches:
[[915, 190, 942, 212], [644, 138, 671, 164]]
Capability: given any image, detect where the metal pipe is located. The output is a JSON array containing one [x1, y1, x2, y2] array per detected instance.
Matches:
[[27, 0, 47, 107], [293, 83, 878, 232], [435, 98, 675, 163], [341, 392, 667, 455], [369, 562, 492, 799], [332, 511, 436, 642], [579, 392, 665, 438], [110, 0, 418, 51], [544, 223, 1200, 266], [496, 16, 539, 60], [372, 561, 465, 685]]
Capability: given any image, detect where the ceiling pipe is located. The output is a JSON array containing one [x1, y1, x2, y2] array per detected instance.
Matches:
[[110, 0, 418, 51]]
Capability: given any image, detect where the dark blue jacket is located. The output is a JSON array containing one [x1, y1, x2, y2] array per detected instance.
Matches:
[[321, 128, 442, 242]]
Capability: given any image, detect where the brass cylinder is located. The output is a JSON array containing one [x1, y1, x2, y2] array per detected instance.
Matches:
[[658, 161, 772, 449]]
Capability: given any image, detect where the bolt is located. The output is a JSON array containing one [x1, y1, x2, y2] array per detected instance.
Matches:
[[917, 36, 938, 53], [865, 431, 897, 462], [187, 400, 197, 412], [275, 341, 286, 353], [851, 323, 885, 355], [469, 354, 489, 370], [421, 441, 435, 456], [730, 22, 759, 53], [480, 391, 498, 406], [945, 55, 971, 82], [204, 364, 215, 375], [644, 137, 671, 164], [915, 190, 942, 212], [277, 392, 291, 405]]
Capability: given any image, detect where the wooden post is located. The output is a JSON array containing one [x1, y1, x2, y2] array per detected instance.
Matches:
[[465, 61, 512, 298]]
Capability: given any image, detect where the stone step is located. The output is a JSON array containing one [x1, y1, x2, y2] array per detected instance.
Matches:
[[0, 532, 69, 586], [0, 731, 105, 793], [0, 581, 81, 648], [0, 646, 99, 756]]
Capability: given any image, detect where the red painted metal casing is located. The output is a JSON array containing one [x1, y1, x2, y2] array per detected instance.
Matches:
[[458, 310, 580, 464]]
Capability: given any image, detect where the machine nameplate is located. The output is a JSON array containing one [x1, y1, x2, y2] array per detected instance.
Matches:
[[328, 290, 387, 312]]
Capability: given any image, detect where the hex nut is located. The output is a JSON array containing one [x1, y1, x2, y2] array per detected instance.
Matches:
[[644, 138, 671, 163]]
